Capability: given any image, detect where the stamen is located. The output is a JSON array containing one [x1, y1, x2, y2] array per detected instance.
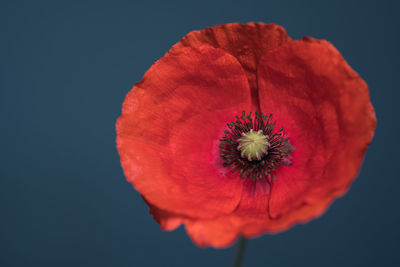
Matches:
[[219, 111, 295, 181]]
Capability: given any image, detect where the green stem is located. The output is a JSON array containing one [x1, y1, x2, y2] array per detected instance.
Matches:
[[233, 236, 247, 267]]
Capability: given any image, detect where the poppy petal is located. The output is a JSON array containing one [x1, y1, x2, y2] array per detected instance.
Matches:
[[184, 213, 276, 247], [234, 178, 271, 219], [257, 38, 377, 219], [184, 217, 241, 248], [146, 200, 184, 231], [148, 201, 246, 248], [172, 23, 291, 109], [117, 45, 251, 219]]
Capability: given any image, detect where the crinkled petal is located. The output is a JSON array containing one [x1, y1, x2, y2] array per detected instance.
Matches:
[[145, 199, 184, 231], [257, 37, 376, 219], [117, 45, 251, 218], [172, 23, 291, 109]]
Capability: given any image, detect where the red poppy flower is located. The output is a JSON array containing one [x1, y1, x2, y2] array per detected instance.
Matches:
[[116, 23, 376, 248]]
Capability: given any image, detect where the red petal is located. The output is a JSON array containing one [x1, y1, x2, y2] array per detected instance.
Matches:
[[234, 178, 270, 219], [147, 199, 247, 248], [172, 23, 291, 109], [145, 199, 183, 231], [117, 45, 251, 219], [257, 38, 377, 219], [184, 217, 241, 248]]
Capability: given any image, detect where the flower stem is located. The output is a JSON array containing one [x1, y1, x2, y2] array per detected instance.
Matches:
[[233, 236, 247, 267]]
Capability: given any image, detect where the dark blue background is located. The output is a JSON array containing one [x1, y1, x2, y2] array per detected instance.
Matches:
[[1, 0, 398, 266]]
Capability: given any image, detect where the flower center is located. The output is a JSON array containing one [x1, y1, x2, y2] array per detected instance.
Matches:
[[237, 130, 269, 161], [219, 111, 294, 181]]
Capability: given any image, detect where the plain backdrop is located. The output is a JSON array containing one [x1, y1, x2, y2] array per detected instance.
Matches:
[[1, 0, 399, 266]]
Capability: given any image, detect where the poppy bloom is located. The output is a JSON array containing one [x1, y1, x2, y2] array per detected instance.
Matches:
[[116, 23, 376, 248]]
